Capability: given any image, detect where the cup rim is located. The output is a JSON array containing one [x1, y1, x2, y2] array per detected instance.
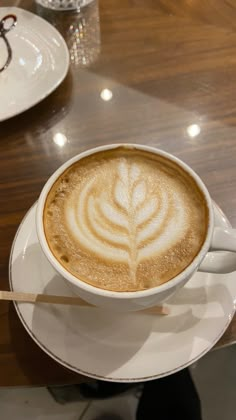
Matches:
[[36, 143, 214, 300]]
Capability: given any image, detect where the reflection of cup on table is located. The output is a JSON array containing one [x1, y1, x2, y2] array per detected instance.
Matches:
[[36, 0, 100, 67], [36, 144, 236, 312]]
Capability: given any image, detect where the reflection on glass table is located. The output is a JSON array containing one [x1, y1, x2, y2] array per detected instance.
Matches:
[[36, 0, 100, 67]]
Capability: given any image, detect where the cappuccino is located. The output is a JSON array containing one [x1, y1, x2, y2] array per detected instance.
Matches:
[[44, 148, 208, 291]]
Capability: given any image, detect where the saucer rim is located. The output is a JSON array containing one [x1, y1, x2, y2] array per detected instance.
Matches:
[[9, 201, 236, 382]]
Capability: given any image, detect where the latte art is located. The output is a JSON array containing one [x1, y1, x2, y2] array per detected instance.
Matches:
[[44, 148, 208, 291], [66, 161, 187, 280]]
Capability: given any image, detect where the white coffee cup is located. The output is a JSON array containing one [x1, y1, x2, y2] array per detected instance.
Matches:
[[36, 144, 236, 311]]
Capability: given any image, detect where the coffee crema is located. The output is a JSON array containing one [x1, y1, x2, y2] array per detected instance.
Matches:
[[44, 148, 208, 292]]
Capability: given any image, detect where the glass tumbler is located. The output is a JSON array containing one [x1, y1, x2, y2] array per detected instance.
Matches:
[[35, 0, 93, 10]]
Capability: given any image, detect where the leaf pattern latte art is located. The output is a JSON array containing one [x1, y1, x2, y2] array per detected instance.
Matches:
[[65, 159, 188, 284]]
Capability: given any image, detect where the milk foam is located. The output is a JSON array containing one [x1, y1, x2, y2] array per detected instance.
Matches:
[[44, 149, 208, 291], [65, 161, 188, 265]]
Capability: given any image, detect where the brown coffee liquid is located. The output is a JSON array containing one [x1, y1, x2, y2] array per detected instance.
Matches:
[[44, 148, 208, 292]]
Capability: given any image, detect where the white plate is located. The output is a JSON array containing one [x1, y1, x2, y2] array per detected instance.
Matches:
[[0, 7, 69, 121], [9, 202, 236, 382]]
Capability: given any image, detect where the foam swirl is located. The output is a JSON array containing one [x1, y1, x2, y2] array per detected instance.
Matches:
[[65, 160, 189, 283], [44, 149, 208, 291]]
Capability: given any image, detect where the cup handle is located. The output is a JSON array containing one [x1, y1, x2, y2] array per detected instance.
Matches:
[[199, 227, 236, 274]]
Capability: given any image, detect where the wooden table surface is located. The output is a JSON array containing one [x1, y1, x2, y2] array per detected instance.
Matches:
[[1, 0, 236, 386]]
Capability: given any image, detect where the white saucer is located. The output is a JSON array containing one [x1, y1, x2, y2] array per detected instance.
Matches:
[[9, 202, 236, 382], [0, 7, 69, 121]]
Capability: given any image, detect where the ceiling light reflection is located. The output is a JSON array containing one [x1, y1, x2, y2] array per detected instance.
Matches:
[[187, 124, 201, 138], [100, 88, 113, 101], [53, 133, 68, 147]]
